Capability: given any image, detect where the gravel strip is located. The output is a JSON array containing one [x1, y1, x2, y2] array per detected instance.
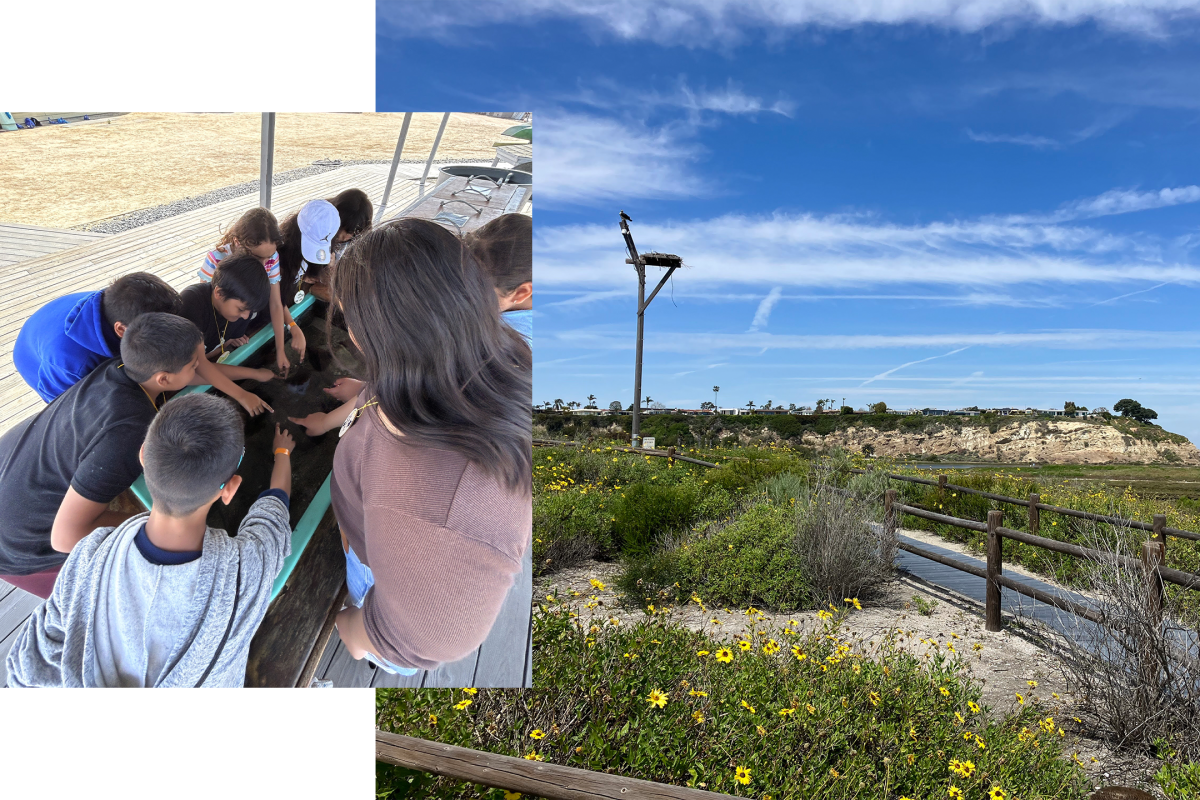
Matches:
[[72, 158, 481, 234]]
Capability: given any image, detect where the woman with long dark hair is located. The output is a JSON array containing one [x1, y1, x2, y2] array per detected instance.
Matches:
[[288, 218, 531, 674]]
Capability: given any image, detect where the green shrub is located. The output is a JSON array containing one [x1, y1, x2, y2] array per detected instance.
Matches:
[[377, 607, 1088, 800], [1156, 759, 1200, 800], [677, 504, 810, 610], [611, 482, 700, 557], [533, 490, 615, 573]]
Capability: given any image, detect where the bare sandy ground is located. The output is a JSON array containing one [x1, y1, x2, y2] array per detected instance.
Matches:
[[0, 112, 522, 228], [537, 531, 1166, 795]]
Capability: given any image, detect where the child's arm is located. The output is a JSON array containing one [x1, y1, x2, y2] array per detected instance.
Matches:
[[271, 424, 293, 498], [285, 306, 307, 364], [50, 487, 135, 553], [211, 362, 276, 384], [192, 358, 273, 416], [287, 397, 356, 437], [269, 283, 289, 374]]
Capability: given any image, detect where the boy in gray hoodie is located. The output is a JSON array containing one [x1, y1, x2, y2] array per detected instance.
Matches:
[[6, 393, 295, 688]]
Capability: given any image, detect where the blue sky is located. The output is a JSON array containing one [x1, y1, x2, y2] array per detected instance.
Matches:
[[377, 1, 1200, 442]]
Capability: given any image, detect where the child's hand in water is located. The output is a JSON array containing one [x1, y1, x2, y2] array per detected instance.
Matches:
[[276, 350, 290, 376], [274, 424, 296, 454], [323, 378, 364, 403], [287, 412, 328, 437], [250, 368, 275, 383]]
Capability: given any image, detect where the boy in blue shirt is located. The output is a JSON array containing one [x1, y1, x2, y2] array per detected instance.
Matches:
[[6, 394, 295, 687], [13, 272, 181, 403]]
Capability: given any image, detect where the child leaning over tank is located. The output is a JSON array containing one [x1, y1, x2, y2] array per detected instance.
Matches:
[[6, 394, 297, 688]]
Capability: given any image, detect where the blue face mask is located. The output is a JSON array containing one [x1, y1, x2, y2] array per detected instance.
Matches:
[[219, 448, 246, 491]]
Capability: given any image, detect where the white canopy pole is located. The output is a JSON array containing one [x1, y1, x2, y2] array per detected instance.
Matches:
[[375, 112, 413, 224], [419, 112, 451, 194], [259, 112, 276, 210]]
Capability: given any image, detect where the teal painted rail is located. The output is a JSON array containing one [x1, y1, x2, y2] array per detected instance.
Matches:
[[271, 472, 333, 601], [128, 291, 336, 600]]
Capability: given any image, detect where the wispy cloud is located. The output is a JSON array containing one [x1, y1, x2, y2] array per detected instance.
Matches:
[[1007, 185, 1200, 223], [748, 286, 784, 331], [535, 196, 1200, 291], [381, 1, 1200, 44], [965, 110, 1130, 150], [860, 347, 971, 386], [553, 328, 1200, 354], [966, 130, 1059, 148], [538, 111, 708, 205], [1086, 280, 1173, 307]]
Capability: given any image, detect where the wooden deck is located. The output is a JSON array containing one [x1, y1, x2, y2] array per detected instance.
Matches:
[[0, 222, 107, 270], [492, 143, 532, 167], [0, 160, 529, 688], [0, 162, 450, 436], [311, 537, 534, 688]]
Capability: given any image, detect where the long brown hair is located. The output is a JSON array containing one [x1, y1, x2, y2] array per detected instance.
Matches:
[[331, 218, 531, 494], [217, 207, 281, 251]]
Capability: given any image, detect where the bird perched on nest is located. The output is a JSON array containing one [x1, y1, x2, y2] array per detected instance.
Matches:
[[620, 210, 632, 222]]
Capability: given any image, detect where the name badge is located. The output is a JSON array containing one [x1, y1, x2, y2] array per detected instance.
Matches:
[[294, 290, 306, 304], [339, 412, 355, 438]]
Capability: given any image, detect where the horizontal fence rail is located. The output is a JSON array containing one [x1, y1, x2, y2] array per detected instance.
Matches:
[[849, 467, 1200, 542], [376, 731, 738, 800]]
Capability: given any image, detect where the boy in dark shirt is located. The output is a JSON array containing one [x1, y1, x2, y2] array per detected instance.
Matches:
[[179, 251, 273, 362], [12, 272, 181, 402], [0, 313, 206, 598]]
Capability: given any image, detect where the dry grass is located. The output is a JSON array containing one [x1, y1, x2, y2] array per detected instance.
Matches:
[[0, 112, 521, 228]]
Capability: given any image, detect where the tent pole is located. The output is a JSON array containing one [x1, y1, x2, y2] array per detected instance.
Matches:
[[375, 112, 413, 224], [259, 112, 276, 210], [419, 112, 451, 194]]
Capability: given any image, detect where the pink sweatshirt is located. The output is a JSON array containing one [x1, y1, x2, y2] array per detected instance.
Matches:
[[330, 397, 531, 669]]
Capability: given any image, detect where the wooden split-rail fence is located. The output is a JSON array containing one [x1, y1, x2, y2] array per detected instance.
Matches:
[[534, 439, 1200, 635]]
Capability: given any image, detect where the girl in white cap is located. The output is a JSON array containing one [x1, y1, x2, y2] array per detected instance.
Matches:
[[273, 199, 342, 374]]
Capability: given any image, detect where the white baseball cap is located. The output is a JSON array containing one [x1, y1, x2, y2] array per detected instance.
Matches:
[[298, 199, 341, 265]]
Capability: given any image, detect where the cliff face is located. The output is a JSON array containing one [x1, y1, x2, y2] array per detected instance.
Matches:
[[790, 420, 1200, 465]]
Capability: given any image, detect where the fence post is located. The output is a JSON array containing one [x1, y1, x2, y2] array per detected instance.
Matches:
[[667, 446, 676, 466], [1153, 514, 1166, 547], [1140, 539, 1166, 692], [938, 474, 947, 497], [1142, 540, 1165, 624], [1028, 493, 1040, 536], [885, 489, 897, 536], [986, 510, 1003, 632]]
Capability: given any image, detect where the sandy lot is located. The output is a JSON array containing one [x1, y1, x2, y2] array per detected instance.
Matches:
[[0, 112, 523, 228]]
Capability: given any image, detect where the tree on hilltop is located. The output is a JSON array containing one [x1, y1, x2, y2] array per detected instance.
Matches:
[[608, 401, 623, 412], [869, 401, 888, 414], [1114, 398, 1158, 424]]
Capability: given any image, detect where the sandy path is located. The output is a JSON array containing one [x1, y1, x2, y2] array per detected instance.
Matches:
[[0, 112, 523, 228]]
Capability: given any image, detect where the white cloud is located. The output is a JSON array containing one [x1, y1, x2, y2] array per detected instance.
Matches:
[[551, 327, 1200, 354], [538, 111, 708, 205], [966, 129, 1059, 148], [381, 1, 1200, 43], [748, 286, 783, 331], [535, 199, 1200, 291], [860, 346, 971, 386]]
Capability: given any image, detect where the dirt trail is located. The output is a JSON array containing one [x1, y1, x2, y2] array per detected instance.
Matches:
[[0, 112, 520, 228]]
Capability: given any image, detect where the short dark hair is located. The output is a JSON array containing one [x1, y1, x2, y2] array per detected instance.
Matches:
[[213, 251, 271, 311], [102, 272, 182, 326], [143, 394, 244, 517], [329, 188, 373, 238], [465, 214, 532, 294], [120, 313, 202, 383]]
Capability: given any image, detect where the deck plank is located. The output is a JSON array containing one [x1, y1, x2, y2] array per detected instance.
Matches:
[[0, 164, 423, 438], [0, 580, 42, 687], [473, 536, 533, 687]]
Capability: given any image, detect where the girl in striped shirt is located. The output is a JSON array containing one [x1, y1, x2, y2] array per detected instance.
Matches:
[[200, 208, 305, 374]]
